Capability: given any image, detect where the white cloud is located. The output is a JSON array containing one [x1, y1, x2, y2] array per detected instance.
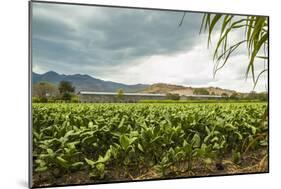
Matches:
[[32, 2, 268, 93], [99, 35, 267, 92]]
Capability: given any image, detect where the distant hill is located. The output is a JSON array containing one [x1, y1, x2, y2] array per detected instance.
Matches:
[[141, 83, 186, 93], [140, 83, 238, 96], [32, 71, 149, 93], [33, 71, 240, 96]]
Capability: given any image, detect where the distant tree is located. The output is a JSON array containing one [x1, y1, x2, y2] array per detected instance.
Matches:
[[221, 93, 229, 98], [247, 91, 257, 99], [166, 93, 180, 100], [62, 93, 72, 101], [193, 88, 210, 95], [230, 92, 239, 99], [58, 81, 75, 101], [116, 89, 124, 101], [33, 82, 58, 102], [258, 92, 268, 101], [58, 81, 75, 94], [245, 91, 267, 101]]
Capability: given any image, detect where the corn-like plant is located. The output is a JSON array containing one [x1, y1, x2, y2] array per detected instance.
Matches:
[[199, 14, 268, 89]]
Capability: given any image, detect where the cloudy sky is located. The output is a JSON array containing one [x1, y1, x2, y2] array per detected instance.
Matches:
[[32, 2, 268, 92]]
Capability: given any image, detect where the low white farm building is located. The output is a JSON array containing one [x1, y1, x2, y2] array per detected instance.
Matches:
[[78, 91, 166, 103], [78, 91, 223, 103]]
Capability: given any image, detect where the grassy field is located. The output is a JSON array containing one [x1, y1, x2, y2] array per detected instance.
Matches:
[[32, 102, 268, 187]]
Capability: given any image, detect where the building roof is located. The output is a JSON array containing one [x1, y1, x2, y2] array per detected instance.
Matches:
[[78, 91, 223, 98], [181, 94, 223, 98], [78, 91, 166, 96]]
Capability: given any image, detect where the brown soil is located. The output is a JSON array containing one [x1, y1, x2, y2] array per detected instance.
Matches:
[[32, 148, 268, 187]]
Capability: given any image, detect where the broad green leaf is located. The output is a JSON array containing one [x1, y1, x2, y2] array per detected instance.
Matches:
[[118, 117, 125, 129], [46, 148, 53, 155], [84, 158, 95, 167], [120, 135, 130, 150], [88, 121, 94, 128], [205, 126, 210, 135], [96, 163, 105, 172], [57, 157, 69, 168], [71, 162, 84, 168], [235, 132, 243, 140], [35, 166, 48, 172], [138, 143, 144, 152], [191, 133, 201, 148]]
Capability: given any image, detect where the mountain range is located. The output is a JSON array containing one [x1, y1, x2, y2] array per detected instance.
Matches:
[[32, 71, 239, 95], [32, 71, 149, 92]]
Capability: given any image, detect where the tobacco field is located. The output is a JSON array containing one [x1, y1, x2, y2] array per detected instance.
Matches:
[[32, 103, 268, 186]]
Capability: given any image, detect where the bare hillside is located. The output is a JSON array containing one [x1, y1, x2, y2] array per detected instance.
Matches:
[[140, 83, 237, 96]]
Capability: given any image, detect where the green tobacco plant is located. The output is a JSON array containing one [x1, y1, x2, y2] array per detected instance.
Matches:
[[85, 147, 113, 179], [32, 103, 268, 180]]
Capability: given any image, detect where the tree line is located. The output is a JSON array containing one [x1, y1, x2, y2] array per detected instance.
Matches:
[[166, 88, 267, 101], [32, 81, 77, 103]]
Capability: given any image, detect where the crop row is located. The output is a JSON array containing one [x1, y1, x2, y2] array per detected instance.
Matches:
[[32, 103, 268, 180]]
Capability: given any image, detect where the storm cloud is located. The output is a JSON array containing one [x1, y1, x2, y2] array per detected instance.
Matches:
[[32, 2, 268, 92]]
